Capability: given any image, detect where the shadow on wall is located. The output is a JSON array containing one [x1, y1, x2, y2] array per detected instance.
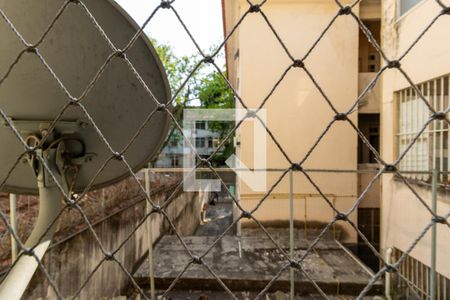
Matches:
[[16, 171, 203, 299]]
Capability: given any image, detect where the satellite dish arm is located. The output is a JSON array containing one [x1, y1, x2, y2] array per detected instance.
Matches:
[[0, 144, 67, 299]]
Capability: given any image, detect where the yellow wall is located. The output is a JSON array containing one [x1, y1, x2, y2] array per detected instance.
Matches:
[[224, 0, 361, 243], [381, 0, 450, 277]]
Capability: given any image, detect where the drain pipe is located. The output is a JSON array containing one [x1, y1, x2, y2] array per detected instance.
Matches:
[[430, 168, 438, 300], [289, 170, 294, 300], [145, 169, 156, 300], [385, 247, 393, 300]]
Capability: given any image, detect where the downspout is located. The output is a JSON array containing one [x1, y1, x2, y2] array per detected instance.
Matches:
[[430, 168, 438, 300], [385, 247, 393, 300]]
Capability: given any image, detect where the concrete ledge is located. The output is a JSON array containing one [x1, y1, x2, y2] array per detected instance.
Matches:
[[134, 229, 383, 296]]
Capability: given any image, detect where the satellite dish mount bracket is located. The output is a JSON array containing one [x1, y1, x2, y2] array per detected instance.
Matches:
[[0, 120, 90, 299]]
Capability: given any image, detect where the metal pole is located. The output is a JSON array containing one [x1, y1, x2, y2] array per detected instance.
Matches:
[[430, 168, 438, 300], [0, 181, 64, 299], [0, 147, 66, 300], [289, 170, 294, 300], [385, 247, 393, 300], [9, 194, 18, 262], [236, 184, 242, 237], [145, 169, 156, 300]]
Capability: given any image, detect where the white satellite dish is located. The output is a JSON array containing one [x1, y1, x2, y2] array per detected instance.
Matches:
[[0, 0, 171, 298]]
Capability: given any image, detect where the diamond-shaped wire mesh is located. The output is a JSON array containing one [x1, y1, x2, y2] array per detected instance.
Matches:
[[0, 0, 449, 299]]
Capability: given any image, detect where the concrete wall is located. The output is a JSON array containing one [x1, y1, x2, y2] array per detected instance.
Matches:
[[360, 0, 381, 20], [224, 0, 360, 243], [23, 172, 203, 299], [358, 73, 381, 114], [381, 0, 450, 278], [358, 164, 381, 208]]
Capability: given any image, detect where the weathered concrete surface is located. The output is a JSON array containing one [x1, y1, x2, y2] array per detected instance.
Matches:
[[22, 172, 204, 299], [146, 290, 383, 299], [195, 200, 235, 236], [135, 228, 383, 297]]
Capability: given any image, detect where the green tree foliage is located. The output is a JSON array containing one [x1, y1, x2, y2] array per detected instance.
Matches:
[[151, 38, 201, 106], [150, 39, 200, 149], [197, 71, 235, 166], [197, 71, 234, 109], [151, 39, 235, 166]]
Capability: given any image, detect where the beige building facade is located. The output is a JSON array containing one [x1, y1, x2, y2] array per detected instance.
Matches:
[[223, 0, 450, 293], [380, 0, 450, 291], [223, 0, 381, 246]]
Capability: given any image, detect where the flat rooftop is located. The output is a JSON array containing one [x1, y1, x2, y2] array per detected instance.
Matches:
[[134, 228, 383, 298]]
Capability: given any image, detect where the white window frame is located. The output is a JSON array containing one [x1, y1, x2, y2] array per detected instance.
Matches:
[[195, 137, 206, 148], [396, 75, 449, 183]]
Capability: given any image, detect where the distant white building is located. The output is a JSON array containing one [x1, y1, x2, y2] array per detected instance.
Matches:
[[154, 121, 221, 168]]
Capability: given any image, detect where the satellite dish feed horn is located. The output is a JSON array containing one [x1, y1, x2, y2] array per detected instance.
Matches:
[[0, 0, 171, 298]]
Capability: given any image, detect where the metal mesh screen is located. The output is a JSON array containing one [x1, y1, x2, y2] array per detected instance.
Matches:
[[1, 0, 450, 299]]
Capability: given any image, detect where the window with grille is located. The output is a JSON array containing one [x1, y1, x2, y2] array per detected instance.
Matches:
[[396, 75, 449, 183], [195, 137, 206, 148], [195, 121, 206, 130], [170, 154, 180, 167], [393, 247, 450, 300]]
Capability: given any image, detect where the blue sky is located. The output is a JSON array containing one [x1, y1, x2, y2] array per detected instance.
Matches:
[[115, 0, 225, 58]]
